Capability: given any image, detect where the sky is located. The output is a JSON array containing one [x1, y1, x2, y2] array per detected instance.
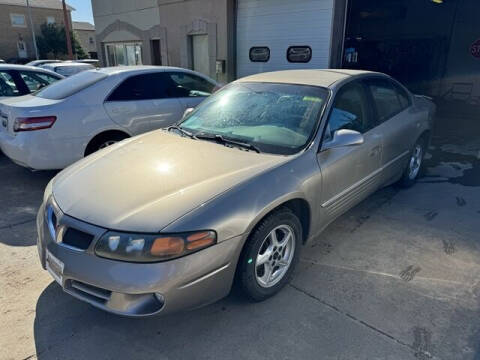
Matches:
[[68, 0, 94, 24]]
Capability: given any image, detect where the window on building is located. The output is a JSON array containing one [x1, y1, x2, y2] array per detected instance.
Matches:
[[105, 43, 143, 66], [10, 14, 26, 27], [89, 37, 94, 44], [46, 16, 55, 25], [168, 72, 215, 97], [287, 46, 312, 63], [249, 47, 270, 62]]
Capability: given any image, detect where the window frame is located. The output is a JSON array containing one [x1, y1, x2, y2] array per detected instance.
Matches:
[[363, 76, 411, 125], [46, 16, 55, 25], [286, 46, 312, 63], [249, 46, 270, 63], [10, 13, 26, 28]]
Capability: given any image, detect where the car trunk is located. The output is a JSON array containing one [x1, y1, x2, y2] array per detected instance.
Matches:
[[0, 95, 62, 136]]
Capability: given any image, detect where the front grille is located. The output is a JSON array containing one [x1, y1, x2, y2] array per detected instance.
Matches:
[[62, 228, 94, 250], [68, 280, 111, 304]]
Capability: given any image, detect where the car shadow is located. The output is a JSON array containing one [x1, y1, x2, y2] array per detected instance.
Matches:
[[33, 282, 254, 360], [0, 151, 57, 246]]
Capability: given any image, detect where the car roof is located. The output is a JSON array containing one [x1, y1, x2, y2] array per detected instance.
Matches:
[[42, 62, 94, 68], [236, 69, 380, 88], [0, 63, 64, 75], [94, 66, 217, 82]]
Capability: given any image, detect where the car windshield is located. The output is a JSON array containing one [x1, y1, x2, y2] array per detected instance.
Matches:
[[34, 71, 107, 100], [180, 82, 328, 155]]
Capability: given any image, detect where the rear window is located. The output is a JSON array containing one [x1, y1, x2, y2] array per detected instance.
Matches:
[[34, 71, 107, 100]]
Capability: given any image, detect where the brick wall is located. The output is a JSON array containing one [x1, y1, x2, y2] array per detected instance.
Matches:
[[0, 4, 72, 61]]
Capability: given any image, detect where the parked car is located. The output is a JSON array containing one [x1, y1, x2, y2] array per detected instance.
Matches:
[[39, 62, 95, 77], [26, 60, 62, 67], [75, 59, 100, 67], [0, 64, 63, 98], [0, 66, 218, 169], [36, 69, 435, 316]]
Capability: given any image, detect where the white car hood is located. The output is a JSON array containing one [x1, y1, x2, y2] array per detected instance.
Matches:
[[53, 130, 287, 232]]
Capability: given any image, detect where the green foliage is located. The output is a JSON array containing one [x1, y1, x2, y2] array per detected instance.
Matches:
[[36, 23, 87, 59]]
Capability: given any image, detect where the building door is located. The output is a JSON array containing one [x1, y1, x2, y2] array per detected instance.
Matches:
[[191, 35, 209, 76], [17, 41, 27, 59], [236, 0, 335, 78], [151, 40, 162, 65]]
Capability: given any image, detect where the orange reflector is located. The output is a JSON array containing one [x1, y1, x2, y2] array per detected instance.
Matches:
[[186, 238, 215, 250], [186, 231, 215, 250], [187, 231, 211, 242], [151, 237, 184, 256]]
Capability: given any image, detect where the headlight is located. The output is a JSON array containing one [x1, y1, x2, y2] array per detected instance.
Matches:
[[95, 230, 216, 262]]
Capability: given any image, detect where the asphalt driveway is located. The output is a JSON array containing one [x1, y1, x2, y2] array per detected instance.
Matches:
[[0, 118, 479, 360]]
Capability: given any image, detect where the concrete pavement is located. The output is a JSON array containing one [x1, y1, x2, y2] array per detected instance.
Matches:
[[0, 127, 479, 360]]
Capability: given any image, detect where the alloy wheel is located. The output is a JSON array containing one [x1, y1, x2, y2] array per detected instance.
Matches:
[[408, 144, 423, 180], [255, 225, 295, 288]]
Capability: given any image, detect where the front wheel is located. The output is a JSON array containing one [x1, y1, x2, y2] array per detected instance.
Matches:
[[398, 138, 425, 188], [237, 207, 302, 302]]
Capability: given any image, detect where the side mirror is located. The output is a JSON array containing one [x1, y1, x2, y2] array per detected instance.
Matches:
[[182, 107, 194, 120], [322, 129, 364, 151]]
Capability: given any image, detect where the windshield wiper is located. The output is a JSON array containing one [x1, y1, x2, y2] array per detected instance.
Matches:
[[167, 126, 197, 139], [196, 133, 261, 153]]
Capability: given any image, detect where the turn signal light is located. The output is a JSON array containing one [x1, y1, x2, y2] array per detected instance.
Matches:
[[14, 116, 57, 132], [186, 231, 216, 250], [151, 237, 184, 256]]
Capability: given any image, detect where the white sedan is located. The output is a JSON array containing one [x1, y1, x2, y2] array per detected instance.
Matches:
[[0, 66, 218, 170], [39, 62, 95, 77]]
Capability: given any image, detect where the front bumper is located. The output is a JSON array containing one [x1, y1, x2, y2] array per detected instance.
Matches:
[[36, 201, 244, 317]]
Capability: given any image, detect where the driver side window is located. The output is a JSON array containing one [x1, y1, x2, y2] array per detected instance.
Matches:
[[325, 81, 373, 142]]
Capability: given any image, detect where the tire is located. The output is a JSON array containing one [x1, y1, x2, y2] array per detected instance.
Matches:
[[85, 132, 128, 156], [397, 137, 426, 188], [237, 207, 302, 302]]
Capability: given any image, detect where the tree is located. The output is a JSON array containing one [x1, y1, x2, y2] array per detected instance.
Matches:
[[36, 23, 87, 59]]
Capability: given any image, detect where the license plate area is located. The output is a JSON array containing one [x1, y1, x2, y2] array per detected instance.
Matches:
[[46, 250, 64, 285]]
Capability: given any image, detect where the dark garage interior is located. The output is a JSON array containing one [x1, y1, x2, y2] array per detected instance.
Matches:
[[343, 0, 479, 186], [343, 0, 479, 119]]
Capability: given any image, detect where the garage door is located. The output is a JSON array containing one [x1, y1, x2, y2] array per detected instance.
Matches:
[[236, 0, 334, 78]]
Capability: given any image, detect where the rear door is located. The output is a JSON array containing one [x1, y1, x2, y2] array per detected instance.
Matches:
[[104, 72, 184, 134], [166, 72, 216, 109], [364, 77, 414, 183], [317, 80, 383, 219]]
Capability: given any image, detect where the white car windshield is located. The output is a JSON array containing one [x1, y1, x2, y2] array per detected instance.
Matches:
[[180, 82, 328, 155], [34, 71, 107, 100]]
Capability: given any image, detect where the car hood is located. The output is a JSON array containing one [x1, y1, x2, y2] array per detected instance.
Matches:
[[53, 130, 288, 232]]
